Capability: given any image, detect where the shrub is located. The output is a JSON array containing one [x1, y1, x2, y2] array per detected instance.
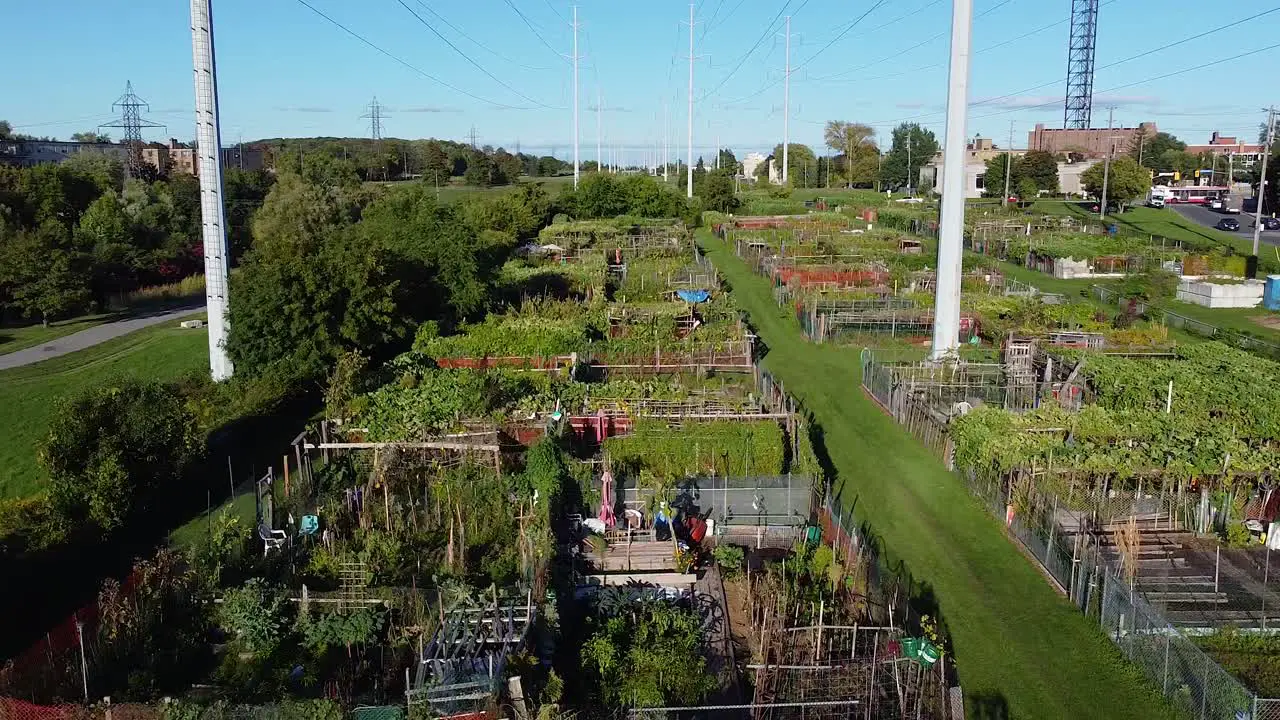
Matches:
[[712, 543, 745, 576]]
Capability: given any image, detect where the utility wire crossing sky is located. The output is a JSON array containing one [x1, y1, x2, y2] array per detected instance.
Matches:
[[2, 0, 1277, 159]]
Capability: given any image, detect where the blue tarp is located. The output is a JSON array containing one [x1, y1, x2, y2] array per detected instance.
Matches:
[[677, 289, 711, 303]]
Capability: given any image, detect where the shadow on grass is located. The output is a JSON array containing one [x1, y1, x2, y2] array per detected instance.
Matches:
[[806, 398, 958, 688], [968, 691, 1011, 719]]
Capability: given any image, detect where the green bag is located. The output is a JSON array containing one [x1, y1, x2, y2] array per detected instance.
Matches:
[[901, 637, 940, 666]]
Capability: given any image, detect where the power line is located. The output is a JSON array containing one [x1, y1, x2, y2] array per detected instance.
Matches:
[[808, 2, 1109, 86], [502, 0, 570, 62], [411, 0, 551, 70], [541, 0, 568, 24], [809, 0, 1009, 80], [794, 0, 893, 71], [394, 0, 563, 109], [704, 0, 751, 34], [292, 0, 535, 109], [866, 8, 1280, 128], [696, 0, 794, 102]]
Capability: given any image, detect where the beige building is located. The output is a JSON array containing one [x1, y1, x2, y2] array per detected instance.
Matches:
[[1028, 122, 1157, 158], [142, 138, 263, 176], [0, 139, 128, 167], [1185, 131, 1265, 165]]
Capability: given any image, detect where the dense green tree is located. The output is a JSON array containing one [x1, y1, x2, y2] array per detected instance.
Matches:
[[0, 223, 90, 325], [879, 123, 938, 191], [769, 143, 820, 188], [1018, 177, 1040, 203], [70, 131, 110, 143], [823, 121, 879, 187], [1081, 156, 1151, 208], [717, 148, 737, 171], [982, 154, 1021, 198], [43, 379, 200, 533], [1129, 129, 1184, 170], [0, 120, 11, 140], [695, 168, 741, 213], [1020, 150, 1060, 193], [493, 148, 523, 184], [464, 152, 497, 187], [422, 141, 451, 185]]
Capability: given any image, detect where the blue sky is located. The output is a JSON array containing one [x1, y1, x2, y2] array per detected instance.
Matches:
[[3, 0, 1278, 162]]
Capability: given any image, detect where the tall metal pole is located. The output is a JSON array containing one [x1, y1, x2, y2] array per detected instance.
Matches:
[[191, 0, 234, 380], [572, 6, 580, 188], [906, 134, 913, 195], [782, 15, 791, 185], [686, 2, 695, 198], [597, 86, 603, 172], [1003, 120, 1013, 207], [1252, 106, 1275, 263], [1100, 107, 1114, 220], [663, 100, 670, 182], [929, 0, 973, 362]]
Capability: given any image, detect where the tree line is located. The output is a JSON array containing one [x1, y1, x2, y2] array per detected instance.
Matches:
[[259, 137, 573, 186], [750, 121, 940, 191], [0, 154, 273, 325]]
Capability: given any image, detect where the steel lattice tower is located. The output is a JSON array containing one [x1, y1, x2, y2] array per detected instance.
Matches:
[[100, 81, 164, 177], [1064, 0, 1100, 129], [361, 97, 386, 140]]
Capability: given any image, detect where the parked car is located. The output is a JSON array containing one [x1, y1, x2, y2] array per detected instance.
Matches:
[[1261, 217, 1280, 231], [1215, 217, 1241, 231]]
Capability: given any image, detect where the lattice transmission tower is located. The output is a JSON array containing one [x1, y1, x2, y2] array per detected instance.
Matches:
[[100, 81, 165, 177], [361, 97, 386, 140], [1064, 0, 1100, 129]]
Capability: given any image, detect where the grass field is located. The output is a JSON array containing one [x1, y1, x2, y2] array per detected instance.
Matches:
[[701, 231, 1178, 719], [0, 314, 118, 356], [1029, 200, 1280, 270], [0, 317, 210, 499]]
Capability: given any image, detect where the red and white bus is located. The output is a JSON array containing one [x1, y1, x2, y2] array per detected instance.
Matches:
[[1163, 186, 1229, 205]]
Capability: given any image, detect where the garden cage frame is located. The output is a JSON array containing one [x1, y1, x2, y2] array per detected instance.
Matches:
[[405, 590, 536, 717]]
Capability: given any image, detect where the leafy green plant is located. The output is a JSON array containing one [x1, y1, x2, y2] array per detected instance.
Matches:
[[216, 578, 290, 654], [712, 543, 745, 576], [295, 606, 386, 652]]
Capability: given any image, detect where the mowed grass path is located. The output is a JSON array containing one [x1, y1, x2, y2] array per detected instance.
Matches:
[[0, 318, 209, 499], [701, 233, 1177, 719]]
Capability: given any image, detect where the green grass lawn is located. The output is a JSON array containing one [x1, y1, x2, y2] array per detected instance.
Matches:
[[0, 317, 210, 499], [701, 231, 1178, 719], [0, 314, 119, 356]]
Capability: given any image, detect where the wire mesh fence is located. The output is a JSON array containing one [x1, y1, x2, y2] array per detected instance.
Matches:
[[1091, 285, 1280, 362]]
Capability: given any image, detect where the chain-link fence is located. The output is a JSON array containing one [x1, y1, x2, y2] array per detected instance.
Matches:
[[1100, 564, 1258, 720], [1092, 285, 1280, 362]]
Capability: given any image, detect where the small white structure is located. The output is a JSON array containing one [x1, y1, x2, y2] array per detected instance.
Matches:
[[1053, 257, 1100, 279], [741, 152, 767, 181], [1177, 279, 1265, 309]]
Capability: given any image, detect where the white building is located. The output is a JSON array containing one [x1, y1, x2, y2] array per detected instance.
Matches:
[[741, 152, 768, 181]]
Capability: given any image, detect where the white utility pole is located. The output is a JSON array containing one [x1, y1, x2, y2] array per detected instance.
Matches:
[[929, 0, 973, 362], [1003, 120, 1013, 207], [1100, 107, 1115, 220], [663, 100, 670, 182], [686, 2, 695, 198], [782, 15, 791, 185], [191, 0, 233, 380], [906, 134, 913, 195], [572, 6, 580, 188], [715, 134, 720, 169], [597, 86, 603, 173], [1253, 106, 1276, 264]]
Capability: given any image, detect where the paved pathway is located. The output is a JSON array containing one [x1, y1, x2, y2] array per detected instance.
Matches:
[[0, 306, 204, 371]]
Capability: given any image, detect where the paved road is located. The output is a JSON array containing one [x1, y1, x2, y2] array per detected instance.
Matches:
[[1169, 203, 1280, 246], [0, 306, 204, 371]]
